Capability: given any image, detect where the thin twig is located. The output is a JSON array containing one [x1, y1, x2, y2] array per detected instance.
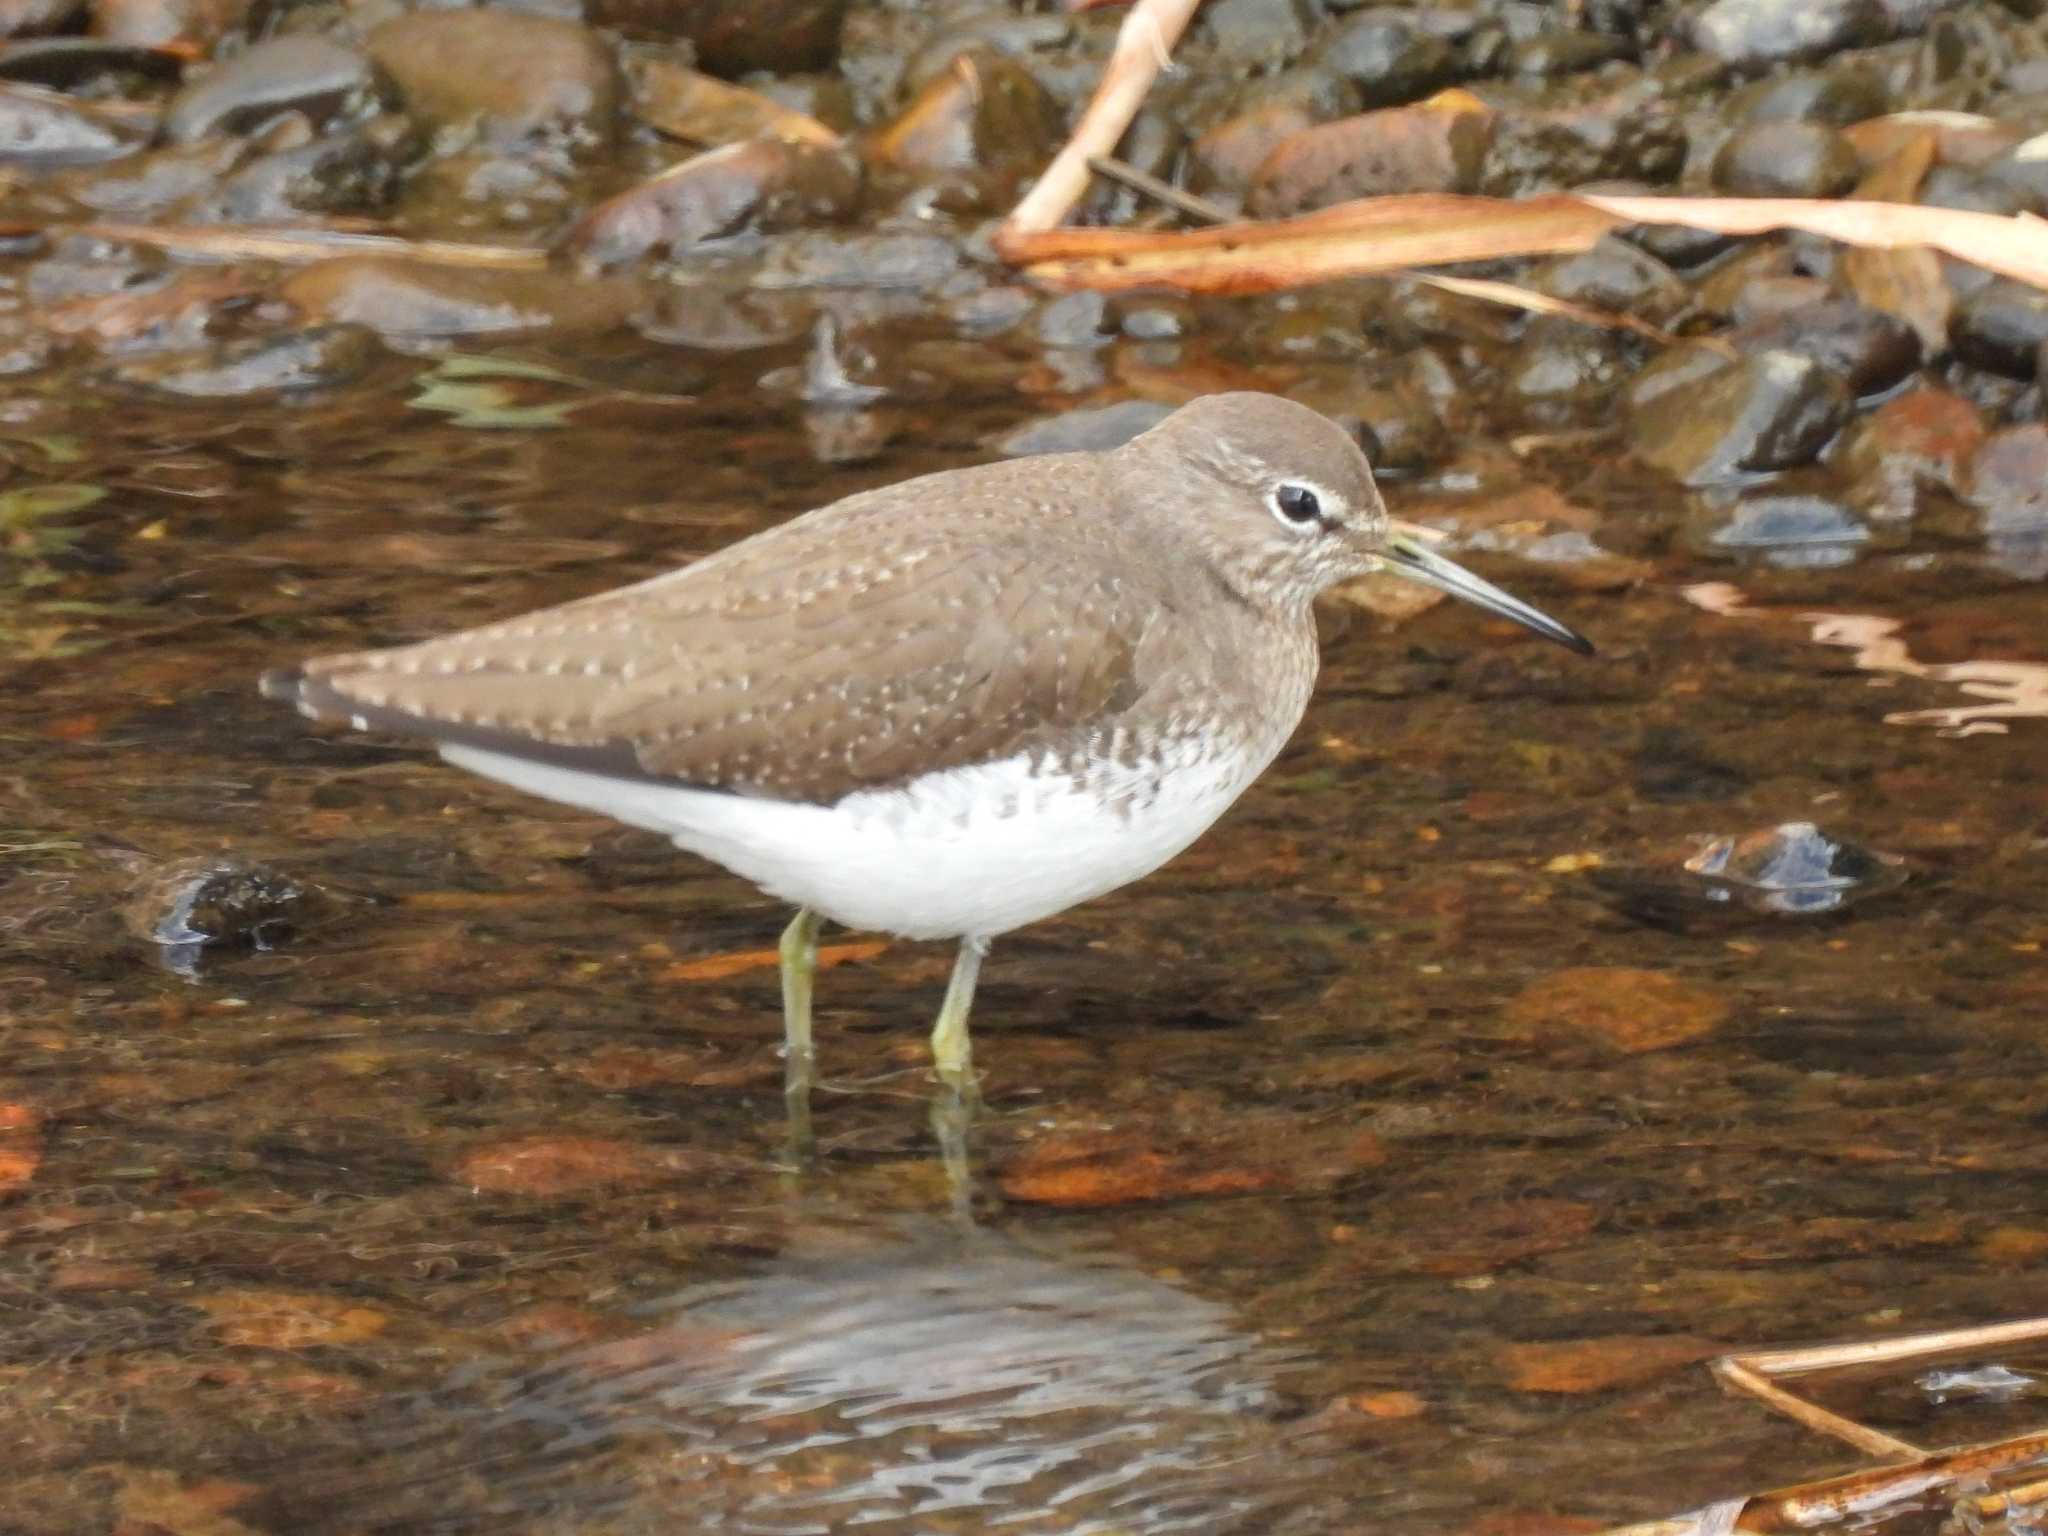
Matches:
[[1712, 1356, 1921, 1460], [1001, 0, 1201, 238], [1086, 154, 1233, 225], [68, 221, 548, 269]]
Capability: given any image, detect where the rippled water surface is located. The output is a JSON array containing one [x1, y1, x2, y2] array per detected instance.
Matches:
[[5, 328, 2048, 1535]]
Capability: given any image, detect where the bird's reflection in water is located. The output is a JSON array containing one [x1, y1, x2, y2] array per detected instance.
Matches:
[[286, 1219, 1336, 1535]]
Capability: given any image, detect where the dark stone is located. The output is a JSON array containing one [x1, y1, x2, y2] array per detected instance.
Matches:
[[568, 139, 863, 270], [1198, 0, 1317, 69], [1711, 120, 1859, 197], [115, 324, 382, 397], [365, 11, 619, 149], [584, 0, 847, 75], [162, 37, 378, 143], [1952, 278, 2048, 377], [1731, 298, 1921, 396], [1533, 235, 1690, 323], [0, 82, 134, 165], [1733, 67, 1890, 124], [0, 38, 181, 86], [190, 122, 405, 222], [1315, 13, 1459, 106], [1629, 350, 1850, 484], [1506, 314, 1636, 420], [1690, 0, 1890, 69]]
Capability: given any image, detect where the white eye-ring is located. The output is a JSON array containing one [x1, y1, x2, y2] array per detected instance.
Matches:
[[1269, 481, 1327, 531]]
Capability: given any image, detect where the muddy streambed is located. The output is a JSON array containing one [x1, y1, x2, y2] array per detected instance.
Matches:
[[3, 0, 2048, 1531]]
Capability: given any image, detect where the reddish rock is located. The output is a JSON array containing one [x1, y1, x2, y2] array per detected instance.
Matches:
[[1503, 967, 1729, 1053], [451, 1134, 701, 1197], [1249, 92, 1492, 217], [998, 1115, 1384, 1208], [1498, 1334, 1720, 1394], [1189, 101, 1314, 195]]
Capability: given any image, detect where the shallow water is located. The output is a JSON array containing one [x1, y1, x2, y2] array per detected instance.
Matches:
[[4, 325, 2048, 1535]]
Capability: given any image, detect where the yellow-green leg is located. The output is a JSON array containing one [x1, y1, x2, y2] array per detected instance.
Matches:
[[929, 936, 987, 1102], [779, 907, 822, 1162]]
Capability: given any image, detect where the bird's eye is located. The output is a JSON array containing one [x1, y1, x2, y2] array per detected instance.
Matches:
[[1271, 483, 1323, 528]]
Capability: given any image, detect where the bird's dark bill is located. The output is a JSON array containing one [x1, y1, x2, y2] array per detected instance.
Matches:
[[1382, 529, 1594, 656]]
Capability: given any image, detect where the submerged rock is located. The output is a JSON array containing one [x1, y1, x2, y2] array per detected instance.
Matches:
[[366, 11, 619, 149], [569, 137, 862, 270], [1629, 350, 1849, 485], [1711, 120, 1860, 197], [586, 0, 847, 76], [114, 324, 382, 398], [866, 47, 1063, 201], [1249, 95, 1490, 215], [996, 400, 1175, 457], [127, 857, 321, 977], [1682, 823, 1907, 915], [0, 83, 136, 165], [1691, 488, 1874, 567], [161, 36, 378, 143], [281, 258, 643, 340]]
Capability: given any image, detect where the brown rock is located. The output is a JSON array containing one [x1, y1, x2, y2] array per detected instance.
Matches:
[[193, 1288, 391, 1349], [866, 47, 1063, 187], [569, 137, 862, 270], [90, 0, 246, 49], [280, 258, 641, 339], [0, 1101, 38, 1196], [450, 1134, 697, 1197], [1189, 100, 1314, 195], [1249, 91, 1491, 217], [998, 1116, 1385, 1208], [1503, 966, 1729, 1052], [629, 57, 841, 148], [587, 0, 847, 76], [366, 11, 618, 148], [1840, 386, 1984, 517], [1499, 1334, 1719, 1394]]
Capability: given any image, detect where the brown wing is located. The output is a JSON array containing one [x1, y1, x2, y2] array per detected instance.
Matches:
[[264, 454, 1171, 804]]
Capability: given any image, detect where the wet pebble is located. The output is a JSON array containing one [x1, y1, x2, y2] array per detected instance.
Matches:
[[996, 399, 1174, 457], [1249, 95, 1491, 216], [1731, 297, 1922, 396], [0, 82, 136, 165], [1692, 487, 1873, 566], [126, 857, 318, 975], [90, 0, 246, 51], [1839, 385, 1985, 517], [1629, 349, 1849, 485], [632, 285, 815, 350], [569, 138, 862, 270], [1189, 99, 1316, 195], [1503, 966, 1729, 1053], [865, 47, 1062, 203], [161, 36, 377, 144], [1506, 315, 1637, 421], [586, 0, 848, 77], [114, 324, 382, 398], [1966, 423, 2048, 537], [1682, 822, 1907, 914], [53, 135, 246, 216], [193, 120, 405, 223], [1533, 236, 1690, 323], [280, 258, 643, 340], [1313, 12, 1458, 107], [752, 229, 961, 290], [1950, 278, 2048, 378], [1690, 0, 1889, 70], [1733, 66, 1890, 125], [366, 11, 618, 148], [1198, 0, 1317, 70], [1711, 120, 1860, 197]]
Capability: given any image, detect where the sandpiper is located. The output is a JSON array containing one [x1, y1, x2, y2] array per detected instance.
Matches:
[[264, 392, 1589, 1115]]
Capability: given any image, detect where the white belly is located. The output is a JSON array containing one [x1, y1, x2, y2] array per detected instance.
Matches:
[[438, 740, 1273, 940]]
